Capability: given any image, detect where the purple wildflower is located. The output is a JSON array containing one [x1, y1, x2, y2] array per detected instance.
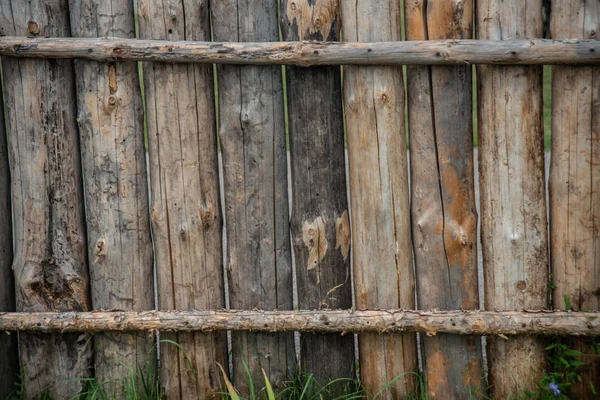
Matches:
[[548, 382, 560, 396]]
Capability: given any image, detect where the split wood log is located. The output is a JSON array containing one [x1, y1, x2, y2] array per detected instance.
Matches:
[[405, 1, 484, 398], [281, 0, 355, 390], [0, 1, 92, 398], [68, 0, 155, 387], [477, 0, 549, 397], [549, 2, 599, 398], [0, 37, 599, 65], [0, 309, 599, 336], [211, 0, 295, 392], [137, 0, 228, 398], [341, 1, 417, 398]]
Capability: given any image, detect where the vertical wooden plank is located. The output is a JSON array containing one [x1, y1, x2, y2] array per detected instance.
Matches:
[[138, 0, 228, 398], [405, 1, 484, 398], [476, 1, 548, 397], [211, 0, 295, 392], [549, 2, 599, 398], [341, 1, 417, 398], [0, 66, 18, 400], [281, 0, 355, 389], [0, 1, 92, 398], [68, 0, 155, 387]]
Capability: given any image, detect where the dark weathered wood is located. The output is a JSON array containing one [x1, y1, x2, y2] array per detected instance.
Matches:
[[137, 0, 228, 398], [341, 2, 417, 398], [1, 37, 599, 65], [549, 2, 599, 398], [0, 64, 18, 400], [0, 1, 91, 398], [68, 0, 155, 387], [1, 309, 599, 335], [477, 1, 548, 397], [405, 1, 484, 398], [281, 0, 354, 388], [211, 0, 295, 392]]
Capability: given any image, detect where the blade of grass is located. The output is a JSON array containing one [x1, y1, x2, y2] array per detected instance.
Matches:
[[218, 363, 240, 400]]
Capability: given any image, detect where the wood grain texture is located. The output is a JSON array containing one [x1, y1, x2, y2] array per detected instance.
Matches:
[[281, 0, 355, 388], [405, 1, 484, 398], [0, 1, 92, 398], [341, 1, 417, 398], [2, 36, 599, 65], [0, 64, 18, 400], [68, 0, 155, 387], [137, 0, 228, 397], [549, 2, 599, 398], [476, 0, 548, 397], [211, 0, 295, 392]]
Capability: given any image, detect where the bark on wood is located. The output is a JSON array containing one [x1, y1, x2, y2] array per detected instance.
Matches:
[[477, 1, 548, 397], [137, 0, 227, 398], [68, 0, 155, 387], [341, 2, 417, 398], [0, 1, 91, 398], [549, 2, 600, 398], [0, 65, 18, 400], [281, 0, 355, 388], [1, 37, 599, 65], [211, 0, 295, 392], [405, 1, 484, 398], [1, 309, 599, 335]]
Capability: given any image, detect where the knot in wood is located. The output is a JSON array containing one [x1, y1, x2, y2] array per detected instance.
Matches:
[[290, 2, 296, 10], [27, 20, 40, 35], [516, 280, 527, 291], [108, 96, 117, 107]]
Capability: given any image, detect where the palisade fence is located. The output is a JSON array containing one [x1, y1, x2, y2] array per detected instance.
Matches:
[[0, 0, 598, 399]]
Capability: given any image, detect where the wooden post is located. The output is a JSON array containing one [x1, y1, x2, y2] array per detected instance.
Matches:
[[281, 0, 355, 388], [0, 67, 18, 400], [68, 0, 155, 387], [211, 0, 295, 392], [549, 2, 599, 398], [405, 1, 484, 398], [0, 1, 92, 398], [341, 1, 417, 398], [137, 0, 228, 398], [476, 1, 548, 397]]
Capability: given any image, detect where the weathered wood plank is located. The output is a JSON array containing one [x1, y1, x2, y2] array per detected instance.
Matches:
[[211, 0, 295, 392], [0, 1, 92, 398], [0, 64, 18, 400], [281, 0, 355, 388], [405, 1, 484, 398], [1, 37, 599, 65], [476, 0, 548, 397], [137, 0, 227, 398], [68, 0, 155, 387], [341, 1, 417, 398], [549, 2, 599, 398]]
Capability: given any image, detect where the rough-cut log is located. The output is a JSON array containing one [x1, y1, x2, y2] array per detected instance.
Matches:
[[68, 0, 155, 387], [0, 65, 18, 400], [281, 0, 355, 389], [341, 2, 417, 398], [0, 1, 92, 398], [1, 37, 599, 65], [477, 1, 548, 398], [549, 2, 599, 398], [211, 0, 295, 392], [405, 1, 484, 398], [137, 0, 227, 398], [0, 310, 599, 335]]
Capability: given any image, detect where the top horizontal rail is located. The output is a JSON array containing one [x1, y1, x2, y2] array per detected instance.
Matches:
[[0, 37, 598, 66]]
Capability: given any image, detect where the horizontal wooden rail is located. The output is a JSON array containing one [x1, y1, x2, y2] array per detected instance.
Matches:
[[0, 37, 598, 65], [1, 309, 599, 336]]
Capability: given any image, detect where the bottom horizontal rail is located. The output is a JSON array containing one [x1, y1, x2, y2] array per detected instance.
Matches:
[[0, 309, 598, 336]]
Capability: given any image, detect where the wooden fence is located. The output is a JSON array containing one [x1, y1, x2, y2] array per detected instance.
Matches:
[[0, 0, 598, 399]]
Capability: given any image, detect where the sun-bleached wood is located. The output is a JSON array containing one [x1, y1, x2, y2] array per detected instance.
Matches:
[[0, 1, 91, 398], [477, 1, 548, 397], [341, 1, 417, 398], [1, 37, 598, 65], [137, 0, 227, 397]]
